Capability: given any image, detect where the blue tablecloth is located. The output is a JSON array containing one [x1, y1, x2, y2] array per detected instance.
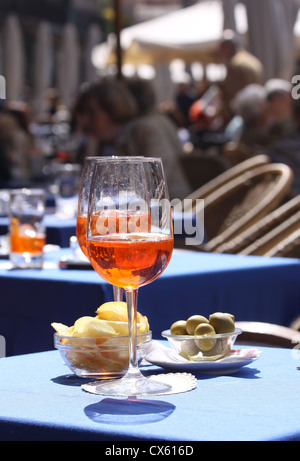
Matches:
[[0, 249, 300, 356], [0, 345, 299, 441]]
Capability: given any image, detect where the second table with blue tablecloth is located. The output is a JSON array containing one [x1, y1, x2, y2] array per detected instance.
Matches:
[[0, 249, 299, 356]]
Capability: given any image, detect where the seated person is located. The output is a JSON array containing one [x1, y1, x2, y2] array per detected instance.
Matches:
[[265, 78, 294, 143], [81, 78, 192, 200], [217, 30, 264, 124], [230, 84, 270, 154], [268, 97, 300, 195]]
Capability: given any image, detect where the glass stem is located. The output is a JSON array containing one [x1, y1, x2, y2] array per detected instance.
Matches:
[[113, 285, 123, 302], [125, 289, 142, 379]]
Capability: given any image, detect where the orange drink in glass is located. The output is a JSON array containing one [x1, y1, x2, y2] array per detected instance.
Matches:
[[9, 189, 46, 269]]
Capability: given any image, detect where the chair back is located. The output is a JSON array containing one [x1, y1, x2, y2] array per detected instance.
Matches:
[[180, 153, 228, 191], [264, 228, 300, 258], [185, 154, 270, 209], [203, 163, 293, 252], [216, 195, 300, 254], [235, 321, 300, 349]]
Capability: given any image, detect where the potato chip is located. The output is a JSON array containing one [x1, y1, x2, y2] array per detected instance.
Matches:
[[72, 316, 118, 338], [103, 320, 147, 336], [95, 301, 150, 328], [51, 322, 71, 336], [52, 302, 150, 339], [95, 302, 128, 322]]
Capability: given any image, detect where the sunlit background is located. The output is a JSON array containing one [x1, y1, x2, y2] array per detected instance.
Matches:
[[0, 0, 299, 113]]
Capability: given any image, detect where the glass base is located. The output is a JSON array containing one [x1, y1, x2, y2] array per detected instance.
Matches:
[[92, 373, 172, 397], [10, 252, 43, 269]]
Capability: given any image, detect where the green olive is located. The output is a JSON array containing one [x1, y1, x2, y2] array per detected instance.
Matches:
[[170, 320, 187, 335], [194, 323, 216, 351], [186, 315, 209, 335], [209, 312, 235, 334]]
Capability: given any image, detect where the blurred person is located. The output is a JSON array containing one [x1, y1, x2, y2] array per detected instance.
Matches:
[[188, 83, 225, 149], [69, 87, 99, 164], [83, 78, 192, 200], [0, 101, 34, 181], [218, 30, 264, 124], [268, 97, 300, 195], [70, 89, 89, 164], [36, 88, 61, 124], [0, 141, 11, 185], [174, 73, 197, 127], [265, 79, 294, 143], [124, 77, 192, 199], [226, 84, 270, 162], [82, 78, 137, 155], [44, 88, 60, 117]]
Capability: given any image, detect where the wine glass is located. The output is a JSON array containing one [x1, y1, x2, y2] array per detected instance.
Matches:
[[76, 157, 123, 302], [86, 157, 174, 396]]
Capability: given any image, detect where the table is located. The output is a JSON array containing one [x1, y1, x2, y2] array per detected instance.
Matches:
[[0, 249, 300, 357], [0, 345, 299, 441]]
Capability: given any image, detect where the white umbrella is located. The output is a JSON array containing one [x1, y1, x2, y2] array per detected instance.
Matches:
[[92, 1, 248, 68], [33, 21, 53, 115], [2, 15, 25, 101]]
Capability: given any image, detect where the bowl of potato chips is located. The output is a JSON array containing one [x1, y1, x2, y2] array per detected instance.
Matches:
[[52, 302, 152, 379]]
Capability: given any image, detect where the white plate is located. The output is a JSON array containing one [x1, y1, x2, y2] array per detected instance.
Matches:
[[145, 342, 261, 375]]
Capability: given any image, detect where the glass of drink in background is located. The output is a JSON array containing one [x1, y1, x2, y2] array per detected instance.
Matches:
[[76, 157, 96, 259], [9, 189, 46, 269]]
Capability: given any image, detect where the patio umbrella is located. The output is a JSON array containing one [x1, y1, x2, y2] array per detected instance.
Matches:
[[92, 0, 248, 69]]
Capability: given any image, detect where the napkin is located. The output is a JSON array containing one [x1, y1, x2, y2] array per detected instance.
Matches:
[[145, 340, 261, 364]]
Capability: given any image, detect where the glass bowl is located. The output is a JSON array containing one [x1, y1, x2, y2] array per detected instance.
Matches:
[[161, 328, 242, 362], [54, 331, 152, 379]]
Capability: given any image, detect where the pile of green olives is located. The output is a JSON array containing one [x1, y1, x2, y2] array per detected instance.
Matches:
[[170, 312, 235, 336], [170, 312, 235, 355]]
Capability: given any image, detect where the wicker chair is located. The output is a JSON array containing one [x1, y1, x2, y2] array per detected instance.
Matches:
[[201, 163, 293, 252], [215, 195, 300, 255], [235, 321, 300, 348], [290, 316, 300, 331], [264, 227, 300, 258], [185, 154, 271, 208], [175, 155, 272, 250], [179, 153, 228, 191], [223, 141, 256, 166]]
